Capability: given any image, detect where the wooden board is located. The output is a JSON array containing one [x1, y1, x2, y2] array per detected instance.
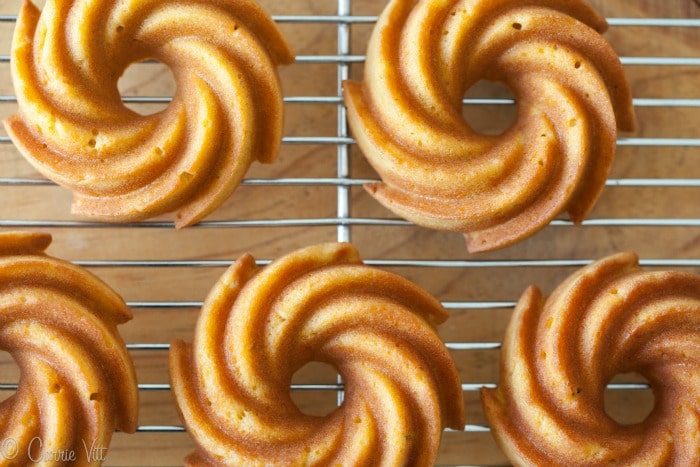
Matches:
[[0, 0, 698, 465]]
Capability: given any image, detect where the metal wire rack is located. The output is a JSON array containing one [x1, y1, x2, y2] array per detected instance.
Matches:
[[0, 0, 699, 465]]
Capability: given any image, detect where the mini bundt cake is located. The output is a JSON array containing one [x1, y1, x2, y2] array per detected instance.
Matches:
[[344, 0, 635, 252], [0, 231, 138, 464], [4, 0, 294, 227], [170, 242, 465, 465], [481, 252, 700, 465]]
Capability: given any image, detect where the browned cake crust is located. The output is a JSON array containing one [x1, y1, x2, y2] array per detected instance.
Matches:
[[0, 231, 138, 465], [170, 243, 465, 466], [481, 252, 700, 465], [344, 0, 635, 252], [4, 0, 293, 227]]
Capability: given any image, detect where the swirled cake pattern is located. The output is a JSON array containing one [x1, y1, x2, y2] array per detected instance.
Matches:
[[0, 231, 138, 465], [170, 242, 465, 466], [4, 0, 293, 226], [481, 252, 700, 465], [344, 0, 635, 252]]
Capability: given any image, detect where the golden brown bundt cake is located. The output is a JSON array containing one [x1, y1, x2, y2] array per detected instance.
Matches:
[[170, 242, 465, 466], [4, 0, 294, 227], [344, 0, 635, 252], [0, 231, 138, 465], [481, 252, 700, 465]]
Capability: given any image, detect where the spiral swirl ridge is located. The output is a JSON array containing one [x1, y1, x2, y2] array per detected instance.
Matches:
[[0, 232, 138, 465], [344, 0, 635, 252], [4, 0, 293, 227], [170, 243, 465, 466], [481, 252, 700, 465]]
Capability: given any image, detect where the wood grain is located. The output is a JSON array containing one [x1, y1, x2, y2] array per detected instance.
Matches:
[[0, 0, 698, 465]]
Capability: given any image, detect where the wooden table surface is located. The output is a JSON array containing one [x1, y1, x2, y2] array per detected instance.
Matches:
[[0, 0, 698, 465]]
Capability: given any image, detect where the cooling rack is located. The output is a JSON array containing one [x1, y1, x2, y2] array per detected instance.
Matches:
[[0, 0, 699, 465]]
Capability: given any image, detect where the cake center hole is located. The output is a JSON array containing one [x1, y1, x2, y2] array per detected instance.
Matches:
[[603, 372, 655, 426], [0, 351, 19, 404], [462, 80, 517, 136], [117, 61, 176, 115], [290, 361, 342, 418]]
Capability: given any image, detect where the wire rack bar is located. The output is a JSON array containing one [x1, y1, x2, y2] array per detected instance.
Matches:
[[0, 380, 652, 393], [4, 96, 700, 107], [2, 177, 700, 188], [291, 55, 700, 66], [4, 95, 700, 107], [336, 0, 351, 244], [2, 135, 700, 146], [129, 424, 497, 437], [1, 217, 699, 230], [61, 258, 700, 268], [0, 381, 655, 392], [103, 342, 498, 352], [120, 341, 506, 351], [3, 54, 700, 65], [2, 15, 700, 27]]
